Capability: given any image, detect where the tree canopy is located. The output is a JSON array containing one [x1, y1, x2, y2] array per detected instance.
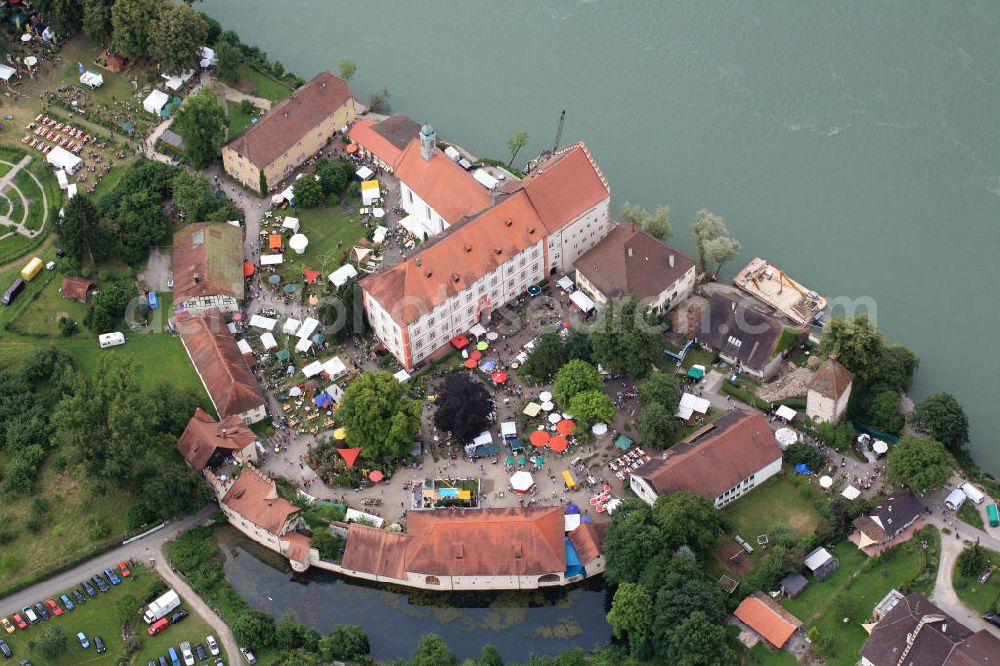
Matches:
[[866, 390, 905, 435], [338, 372, 422, 459], [55, 195, 102, 262], [692, 209, 741, 277], [172, 88, 228, 169], [886, 435, 953, 493], [590, 296, 661, 378], [507, 130, 528, 167], [553, 359, 604, 407], [215, 40, 242, 85], [82, 0, 115, 44], [293, 175, 324, 208], [607, 583, 654, 659], [636, 401, 677, 447], [150, 2, 207, 75], [338, 58, 357, 81], [567, 389, 616, 429], [909, 392, 969, 451], [820, 315, 918, 392], [519, 331, 591, 383], [620, 202, 671, 240], [111, 0, 162, 60], [433, 373, 494, 443]]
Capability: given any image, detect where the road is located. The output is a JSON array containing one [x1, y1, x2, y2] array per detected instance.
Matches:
[[0, 503, 239, 663]]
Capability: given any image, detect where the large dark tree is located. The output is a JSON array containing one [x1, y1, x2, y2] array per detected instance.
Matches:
[[111, 0, 163, 60], [590, 295, 661, 378], [55, 195, 102, 262], [172, 88, 228, 169], [909, 392, 969, 451], [433, 373, 494, 443]]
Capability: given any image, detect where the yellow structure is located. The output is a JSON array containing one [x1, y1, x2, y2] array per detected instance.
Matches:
[[562, 469, 577, 488], [20, 257, 42, 281], [222, 71, 356, 192]]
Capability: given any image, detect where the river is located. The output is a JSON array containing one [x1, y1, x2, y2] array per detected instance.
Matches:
[[216, 527, 612, 662], [197, 1, 1000, 470]]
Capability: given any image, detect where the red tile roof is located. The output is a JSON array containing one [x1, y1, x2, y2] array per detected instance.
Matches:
[[340, 525, 409, 579], [517, 142, 610, 233], [172, 223, 244, 303], [394, 137, 492, 225], [221, 465, 300, 534], [733, 591, 802, 648], [347, 114, 421, 166], [568, 522, 607, 565], [809, 358, 854, 399], [282, 531, 312, 564], [634, 411, 783, 500], [174, 308, 265, 419], [58, 276, 94, 301], [176, 407, 256, 470], [225, 71, 354, 169]]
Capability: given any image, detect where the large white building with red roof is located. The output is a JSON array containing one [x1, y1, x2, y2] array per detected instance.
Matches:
[[361, 142, 612, 369]]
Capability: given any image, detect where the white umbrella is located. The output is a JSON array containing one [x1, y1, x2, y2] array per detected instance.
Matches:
[[539, 391, 553, 402], [819, 475, 833, 489], [486, 331, 499, 341], [562, 413, 573, 420], [540, 401, 554, 411], [289, 386, 302, 397], [20, 34, 31, 43], [23, 56, 37, 68], [548, 412, 561, 424], [510, 470, 534, 493], [591, 423, 608, 436], [873, 440, 889, 455], [774, 427, 797, 450], [372, 208, 385, 218]]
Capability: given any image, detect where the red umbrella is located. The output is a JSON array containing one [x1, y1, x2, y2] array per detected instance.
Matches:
[[548, 435, 568, 452], [369, 470, 384, 483], [463, 358, 477, 369], [336, 447, 361, 469], [491, 370, 507, 384], [231, 313, 242, 321], [529, 430, 550, 447], [470, 350, 482, 361], [556, 419, 576, 435]]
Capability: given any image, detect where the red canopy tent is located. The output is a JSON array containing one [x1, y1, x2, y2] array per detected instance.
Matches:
[[548, 435, 568, 452], [269, 234, 283, 250], [491, 370, 508, 384], [463, 358, 477, 369], [302, 269, 322, 284], [450, 334, 470, 349], [557, 419, 576, 435], [529, 430, 550, 447], [336, 447, 361, 468], [243, 261, 255, 277], [369, 470, 384, 483]]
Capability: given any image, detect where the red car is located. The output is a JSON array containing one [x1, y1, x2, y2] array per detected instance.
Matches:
[[44, 598, 64, 616], [10, 615, 27, 630], [118, 561, 131, 577]]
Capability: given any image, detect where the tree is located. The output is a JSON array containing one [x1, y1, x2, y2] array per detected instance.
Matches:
[[87, 279, 134, 332], [338, 58, 357, 81], [82, 0, 114, 44], [652, 492, 722, 555], [651, 580, 726, 658], [275, 614, 320, 652], [115, 592, 140, 622], [620, 202, 671, 240], [338, 372, 422, 459], [636, 401, 677, 447], [233, 610, 276, 650], [819, 315, 884, 384], [37, 624, 67, 658], [910, 392, 969, 451], [150, 2, 208, 75], [876, 344, 919, 391], [215, 40, 243, 86], [814, 421, 856, 452], [293, 175, 323, 208], [957, 541, 989, 578], [433, 374, 494, 444], [506, 130, 528, 167], [519, 332, 567, 382], [367, 87, 391, 114], [37, 0, 83, 33], [553, 359, 603, 407], [316, 158, 354, 197], [602, 505, 666, 585], [477, 645, 504, 666], [866, 390, 904, 434], [702, 235, 741, 278], [409, 633, 459, 666], [607, 583, 654, 659], [318, 625, 370, 662], [171, 170, 218, 220], [172, 88, 228, 169], [784, 442, 826, 471], [886, 435, 953, 493], [56, 194, 102, 262], [200, 12, 222, 45], [568, 389, 616, 428], [743, 543, 802, 592], [668, 610, 736, 666], [590, 296, 661, 378], [639, 371, 680, 410], [692, 209, 727, 274], [258, 170, 268, 197], [111, 0, 163, 60]]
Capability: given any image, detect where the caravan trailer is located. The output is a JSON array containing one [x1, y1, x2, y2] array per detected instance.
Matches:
[[960, 482, 986, 505], [98, 332, 126, 349]]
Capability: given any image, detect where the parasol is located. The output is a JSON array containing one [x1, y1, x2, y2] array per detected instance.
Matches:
[[369, 470, 384, 483], [529, 430, 550, 447], [591, 423, 608, 436], [548, 435, 568, 452], [476, 341, 489, 351], [539, 391, 553, 402], [289, 386, 302, 397], [283, 284, 297, 293], [463, 358, 477, 369], [333, 427, 346, 440], [470, 350, 482, 361], [505, 456, 515, 465], [548, 412, 562, 424], [337, 447, 361, 468], [819, 475, 833, 489], [556, 419, 576, 435], [268, 274, 282, 285], [510, 470, 534, 492], [540, 401, 554, 411], [486, 331, 499, 341], [491, 371, 507, 384]]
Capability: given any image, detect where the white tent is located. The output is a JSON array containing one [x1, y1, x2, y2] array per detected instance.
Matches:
[[260, 332, 278, 350], [676, 393, 711, 420], [393, 369, 411, 382], [564, 514, 581, 532], [592, 423, 609, 436], [279, 185, 295, 203], [372, 226, 388, 244], [282, 318, 301, 335], [236, 339, 252, 355], [556, 276, 575, 291], [945, 487, 967, 511], [774, 427, 798, 450], [355, 166, 374, 181], [326, 384, 344, 403], [161, 70, 194, 91], [281, 217, 300, 232], [302, 360, 324, 378], [295, 337, 313, 353], [249, 314, 277, 331], [260, 254, 283, 266], [510, 471, 534, 493], [0, 64, 16, 82], [361, 180, 380, 205], [569, 290, 596, 313], [79, 70, 104, 89], [776, 405, 797, 422], [47, 146, 82, 175], [295, 317, 320, 340], [323, 356, 348, 380], [444, 145, 461, 161], [199, 46, 217, 68], [143, 89, 170, 115], [473, 168, 499, 190], [500, 421, 517, 438], [398, 214, 428, 240], [345, 508, 384, 528], [469, 323, 488, 338], [66, 183, 77, 200], [841, 485, 862, 501], [55, 169, 68, 191], [328, 264, 358, 287]]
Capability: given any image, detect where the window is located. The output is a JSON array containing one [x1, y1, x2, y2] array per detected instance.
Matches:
[[538, 574, 560, 583], [727, 336, 743, 348], [425, 576, 440, 585]]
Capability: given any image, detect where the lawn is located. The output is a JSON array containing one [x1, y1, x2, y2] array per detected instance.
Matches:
[[14, 167, 46, 232], [957, 501, 985, 531], [7, 267, 88, 336], [1, 565, 223, 666], [681, 346, 716, 371], [238, 64, 293, 103], [91, 159, 133, 199], [226, 99, 262, 140], [782, 527, 940, 666], [267, 202, 367, 288], [952, 546, 1000, 614], [748, 642, 800, 666], [721, 471, 824, 545]]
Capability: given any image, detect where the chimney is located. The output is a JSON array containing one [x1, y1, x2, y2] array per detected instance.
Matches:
[[504, 218, 513, 228], [627, 247, 633, 257], [669, 254, 675, 268], [415, 257, 421, 266], [425, 269, 433, 278], [464, 244, 472, 253], [527, 226, 535, 234], [193, 273, 200, 284], [494, 248, 503, 256]]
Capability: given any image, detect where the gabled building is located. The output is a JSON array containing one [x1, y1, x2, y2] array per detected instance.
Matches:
[[803, 546, 838, 580], [629, 411, 783, 508], [698, 293, 800, 380], [176, 407, 258, 471], [58, 276, 95, 303], [733, 591, 803, 649], [361, 142, 612, 369], [174, 308, 266, 424], [218, 465, 307, 563], [347, 114, 421, 172], [806, 357, 854, 424], [574, 222, 696, 313], [172, 223, 244, 316], [852, 490, 924, 554], [222, 71, 355, 191]]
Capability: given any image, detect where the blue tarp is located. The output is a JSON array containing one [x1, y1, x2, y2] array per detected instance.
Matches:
[[565, 503, 581, 515], [314, 392, 333, 408], [794, 463, 811, 475], [565, 538, 584, 579], [508, 438, 524, 452], [614, 435, 633, 451]]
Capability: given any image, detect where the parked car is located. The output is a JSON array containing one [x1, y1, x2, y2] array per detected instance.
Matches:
[[0, 638, 11, 658], [147, 661, 156, 666], [92, 575, 109, 593], [33, 603, 49, 621], [170, 609, 189, 625], [206, 636, 220, 656], [158, 655, 169, 666], [59, 594, 75, 611], [195, 643, 208, 660], [81, 580, 96, 597], [10, 615, 26, 631], [215, 658, 224, 666], [118, 561, 131, 577], [0, 618, 13, 634], [180, 641, 195, 666], [168, 646, 182, 666], [19, 608, 37, 625], [94, 636, 106, 654], [239, 647, 257, 665], [148, 617, 170, 636], [103, 567, 121, 585], [76, 631, 90, 649], [72, 589, 86, 606], [984, 612, 1000, 628], [44, 599, 63, 616]]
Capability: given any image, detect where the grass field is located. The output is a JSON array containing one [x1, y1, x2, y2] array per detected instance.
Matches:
[[9, 268, 90, 336], [722, 472, 823, 544], [748, 642, 800, 666], [269, 202, 366, 287], [957, 501, 985, 531], [226, 99, 261, 140], [238, 64, 294, 103], [953, 546, 1000, 614], [91, 159, 133, 199], [1, 565, 221, 666], [14, 169, 45, 232]]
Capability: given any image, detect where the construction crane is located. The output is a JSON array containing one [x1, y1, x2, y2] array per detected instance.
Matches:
[[552, 110, 565, 152], [778, 270, 806, 297]]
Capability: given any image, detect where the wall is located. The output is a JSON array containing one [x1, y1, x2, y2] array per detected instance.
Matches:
[[629, 474, 660, 507]]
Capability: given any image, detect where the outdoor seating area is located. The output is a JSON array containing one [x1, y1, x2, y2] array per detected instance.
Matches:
[[608, 447, 652, 482]]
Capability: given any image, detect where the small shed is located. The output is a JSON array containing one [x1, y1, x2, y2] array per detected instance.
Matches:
[[160, 129, 184, 153], [780, 573, 809, 599], [143, 89, 170, 115], [58, 276, 95, 303], [804, 546, 839, 580]]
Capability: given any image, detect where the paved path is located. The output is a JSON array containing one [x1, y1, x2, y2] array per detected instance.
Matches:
[[211, 76, 272, 111], [0, 155, 49, 238]]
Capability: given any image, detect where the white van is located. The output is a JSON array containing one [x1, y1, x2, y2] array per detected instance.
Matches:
[[960, 482, 986, 505], [98, 332, 126, 349]]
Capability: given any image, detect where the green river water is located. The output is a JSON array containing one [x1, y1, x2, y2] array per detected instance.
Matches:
[[200, 0, 1000, 472]]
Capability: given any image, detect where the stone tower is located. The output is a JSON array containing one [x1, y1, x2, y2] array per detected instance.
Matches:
[[420, 124, 436, 161]]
